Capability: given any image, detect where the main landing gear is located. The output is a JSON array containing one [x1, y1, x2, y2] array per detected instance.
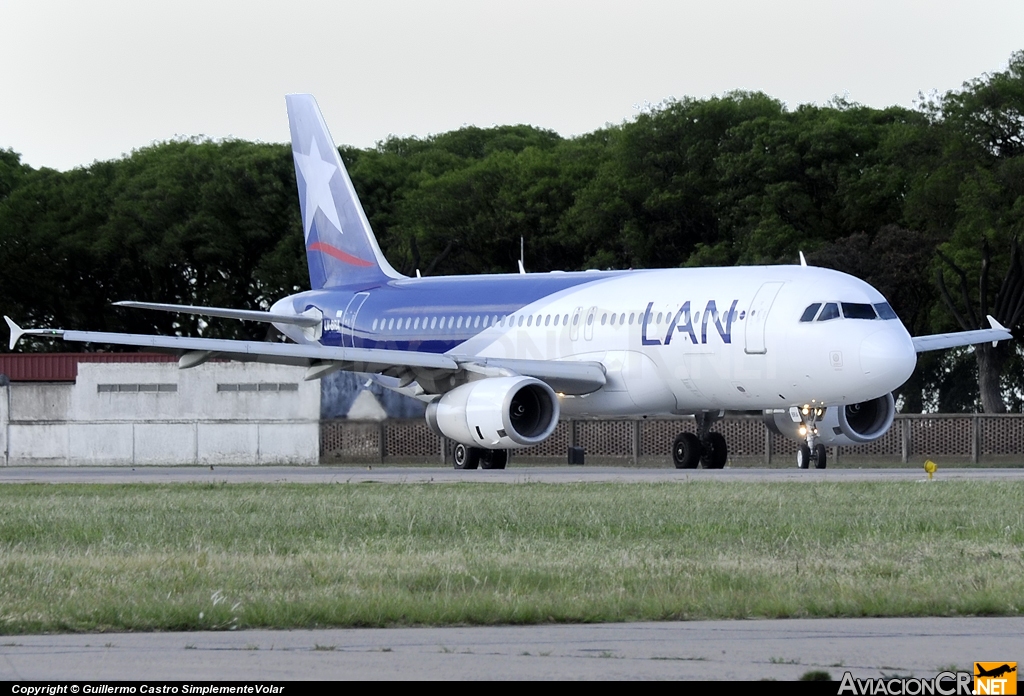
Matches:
[[672, 411, 728, 469], [795, 405, 827, 470], [452, 444, 508, 470]]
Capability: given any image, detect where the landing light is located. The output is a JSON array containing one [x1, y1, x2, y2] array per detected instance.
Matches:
[[798, 426, 807, 436]]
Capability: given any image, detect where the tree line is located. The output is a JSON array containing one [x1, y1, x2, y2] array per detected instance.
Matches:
[[1, 52, 1023, 413]]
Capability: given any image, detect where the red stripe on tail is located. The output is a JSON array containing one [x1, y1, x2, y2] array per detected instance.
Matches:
[[308, 242, 375, 268]]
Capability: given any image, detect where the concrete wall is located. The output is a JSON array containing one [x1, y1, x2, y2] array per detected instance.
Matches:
[[0, 383, 8, 465], [2, 363, 319, 466]]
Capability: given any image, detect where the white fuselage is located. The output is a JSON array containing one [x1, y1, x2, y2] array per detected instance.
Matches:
[[274, 265, 918, 415]]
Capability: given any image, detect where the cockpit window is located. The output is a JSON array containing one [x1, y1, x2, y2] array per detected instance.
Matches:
[[802, 301, 896, 322], [841, 303, 877, 320], [818, 303, 840, 321], [874, 302, 898, 320], [800, 303, 821, 322]]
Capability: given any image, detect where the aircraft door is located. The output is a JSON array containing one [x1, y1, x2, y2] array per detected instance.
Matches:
[[744, 282, 784, 354], [341, 292, 369, 348], [569, 306, 582, 341], [583, 306, 597, 341]]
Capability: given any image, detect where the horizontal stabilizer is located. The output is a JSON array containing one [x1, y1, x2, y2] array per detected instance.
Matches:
[[115, 301, 322, 328]]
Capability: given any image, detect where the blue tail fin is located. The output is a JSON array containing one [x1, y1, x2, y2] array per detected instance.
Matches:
[[285, 94, 403, 289]]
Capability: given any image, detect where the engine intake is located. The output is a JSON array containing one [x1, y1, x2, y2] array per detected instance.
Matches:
[[425, 376, 560, 449], [764, 393, 895, 447]]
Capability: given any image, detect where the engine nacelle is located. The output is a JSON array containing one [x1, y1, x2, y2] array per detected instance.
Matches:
[[425, 376, 560, 449], [764, 393, 896, 447]]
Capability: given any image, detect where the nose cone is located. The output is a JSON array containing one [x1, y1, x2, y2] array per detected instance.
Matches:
[[860, 328, 916, 387]]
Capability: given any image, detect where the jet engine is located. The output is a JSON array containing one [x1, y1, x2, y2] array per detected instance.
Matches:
[[764, 393, 896, 447], [425, 376, 560, 449]]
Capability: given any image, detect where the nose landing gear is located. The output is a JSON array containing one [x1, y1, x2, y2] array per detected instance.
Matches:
[[672, 411, 728, 469], [795, 405, 827, 469]]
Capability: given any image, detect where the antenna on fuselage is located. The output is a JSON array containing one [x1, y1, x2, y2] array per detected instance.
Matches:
[[519, 236, 526, 274], [799, 251, 808, 267]]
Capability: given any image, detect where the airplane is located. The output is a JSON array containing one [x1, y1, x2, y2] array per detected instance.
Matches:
[[4, 94, 1013, 470], [975, 664, 1016, 679]]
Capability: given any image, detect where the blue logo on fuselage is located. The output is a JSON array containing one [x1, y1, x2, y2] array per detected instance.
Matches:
[[641, 300, 739, 346]]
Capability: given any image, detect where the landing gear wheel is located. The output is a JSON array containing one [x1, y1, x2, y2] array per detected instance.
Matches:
[[453, 444, 480, 470], [797, 444, 811, 469], [813, 444, 827, 469], [701, 432, 728, 469], [672, 432, 701, 469], [480, 450, 508, 470]]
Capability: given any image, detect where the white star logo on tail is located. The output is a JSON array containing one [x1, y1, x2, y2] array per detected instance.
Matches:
[[293, 138, 343, 240]]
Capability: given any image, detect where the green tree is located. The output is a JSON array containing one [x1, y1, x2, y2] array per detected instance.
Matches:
[[926, 51, 1024, 412]]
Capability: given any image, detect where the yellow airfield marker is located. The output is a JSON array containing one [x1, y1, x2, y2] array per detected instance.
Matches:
[[924, 459, 937, 480]]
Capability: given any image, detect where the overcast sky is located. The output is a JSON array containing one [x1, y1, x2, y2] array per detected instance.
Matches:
[[2, 0, 1023, 171]]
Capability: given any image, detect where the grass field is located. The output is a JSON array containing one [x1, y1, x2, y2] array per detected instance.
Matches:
[[0, 481, 1021, 633]]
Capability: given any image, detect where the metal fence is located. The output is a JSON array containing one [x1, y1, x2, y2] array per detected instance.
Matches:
[[321, 414, 1024, 465]]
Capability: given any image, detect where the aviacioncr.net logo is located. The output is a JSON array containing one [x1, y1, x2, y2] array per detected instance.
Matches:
[[838, 671, 973, 695], [974, 663, 1017, 695]]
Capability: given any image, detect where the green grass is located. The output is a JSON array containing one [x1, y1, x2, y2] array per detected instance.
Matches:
[[0, 481, 1021, 633]]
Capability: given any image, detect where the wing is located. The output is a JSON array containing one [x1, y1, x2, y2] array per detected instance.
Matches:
[[912, 315, 1013, 353], [4, 316, 606, 393], [6, 316, 456, 372]]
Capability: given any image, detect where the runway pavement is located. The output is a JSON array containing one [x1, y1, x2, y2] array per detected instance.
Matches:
[[1, 464, 1023, 484], [1, 617, 1021, 680]]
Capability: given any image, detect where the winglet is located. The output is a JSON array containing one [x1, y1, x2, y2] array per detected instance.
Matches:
[[987, 315, 1008, 332], [4, 316, 65, 349], [987, 315, 1009, 346], [5, 316, 23, 350]]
